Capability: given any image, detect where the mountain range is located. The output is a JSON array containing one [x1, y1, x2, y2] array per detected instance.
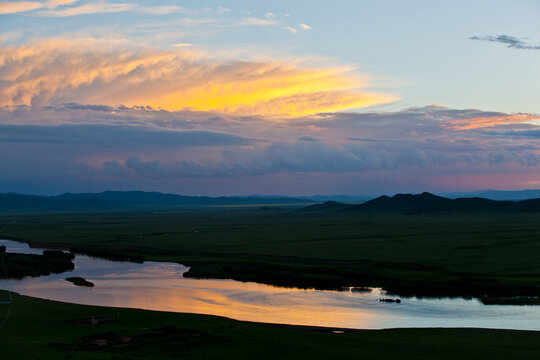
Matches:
[[1, 190, 540, 214], [303, 192, 540, 214], [0, 191, 313, 213]]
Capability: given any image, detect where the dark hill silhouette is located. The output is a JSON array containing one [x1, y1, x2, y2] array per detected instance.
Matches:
[[301, 201, 353, 212], [2, 191, 540, 214], [354, 192, 452, 212], [336, 192, 540, 214], [440, 189, 540, 201], [0, 193, 123, 213], [514, 198, 540, 212], [0, 191, 313, 213]]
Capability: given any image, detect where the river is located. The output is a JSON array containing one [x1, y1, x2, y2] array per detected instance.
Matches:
[[1, 239, 539, 330]]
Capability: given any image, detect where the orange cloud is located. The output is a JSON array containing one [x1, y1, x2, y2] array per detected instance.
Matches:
[[0, 1, 43, 14], [445, 114, 540, 130], [0, 39, 397, 117]]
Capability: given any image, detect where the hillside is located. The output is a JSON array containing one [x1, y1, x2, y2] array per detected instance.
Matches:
[[338, 192, 540, 214], [0, 191, 312, 213]]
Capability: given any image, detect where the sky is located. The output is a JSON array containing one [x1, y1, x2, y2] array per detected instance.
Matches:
[[0, 0, 539, 196]]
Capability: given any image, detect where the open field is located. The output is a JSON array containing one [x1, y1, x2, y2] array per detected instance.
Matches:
[[1, 290, 539, 360], [1, 209, 539, 301]]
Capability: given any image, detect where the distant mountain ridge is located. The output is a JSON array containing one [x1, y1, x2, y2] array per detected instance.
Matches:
[[438, 189, 540, 201], [303, 192, 540, 214], [0, 191, 313, 213], [3, 190, 540, 214]]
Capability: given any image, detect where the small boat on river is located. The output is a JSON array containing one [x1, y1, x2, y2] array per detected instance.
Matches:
[[379, 298, 401, 303]]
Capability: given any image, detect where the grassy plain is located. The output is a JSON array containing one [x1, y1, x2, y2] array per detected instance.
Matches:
[[1, 290, 539, 360], [0, 209, 539, 300]]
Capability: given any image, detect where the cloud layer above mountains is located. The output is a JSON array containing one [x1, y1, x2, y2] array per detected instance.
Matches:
[[1, 100, 538, 195]]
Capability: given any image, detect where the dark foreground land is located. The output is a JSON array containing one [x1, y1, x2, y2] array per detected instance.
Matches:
[[1, 291, 539, 360], [1, 208, 539, 302]]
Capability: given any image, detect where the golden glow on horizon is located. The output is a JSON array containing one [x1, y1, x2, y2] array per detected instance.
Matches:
[[0, 40, 397, 118]]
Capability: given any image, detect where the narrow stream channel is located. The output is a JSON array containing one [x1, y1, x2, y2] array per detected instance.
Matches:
[[1, 239, 539, 330]]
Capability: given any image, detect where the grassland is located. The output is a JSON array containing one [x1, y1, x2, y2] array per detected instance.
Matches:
[[1, 290, 539, 360], [0, 209, 539, 301]]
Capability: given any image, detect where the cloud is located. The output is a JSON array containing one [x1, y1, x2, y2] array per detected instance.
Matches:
[[135, 5, 183, 15], [0, 1, 43, 14], [0, 39, 396, 117], [493, 129, 540, 139], [470, 35, 540, 50], [1, 103, 538, 193], [36, 1, 183, 17], [299, 24, 311, 30], [443, 113, 540, 130], [172, 43, 193, 47], [0, 123, 254, 147], [37, 1, 132, 16], [46, 0, 79, 7], [318, 106, 540, 132], [216, 6, 230, 14], [89, 132, 539, 180], [283, 26, 297, 33], [297, 135, 320, 142], [238, 17, 278, 26], [265, 12, 275, 18]]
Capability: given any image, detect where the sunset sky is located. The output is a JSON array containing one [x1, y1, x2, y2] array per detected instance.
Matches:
[[1, 0, 539, 196]]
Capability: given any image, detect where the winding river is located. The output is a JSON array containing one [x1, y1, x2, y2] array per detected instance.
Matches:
[[1, 239, 539, 330]]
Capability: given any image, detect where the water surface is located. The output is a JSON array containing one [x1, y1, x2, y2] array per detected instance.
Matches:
[[1, 239, 539, 330]]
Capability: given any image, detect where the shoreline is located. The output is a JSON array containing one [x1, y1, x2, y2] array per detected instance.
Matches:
[[3, 289, 540, 333], [1, 290, 539, 359], [4, 236, 539, 305]]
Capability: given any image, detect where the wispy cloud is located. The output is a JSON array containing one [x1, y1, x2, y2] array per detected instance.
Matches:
[[216, 6, 230, 14], [46, 0, 79, 7], [238, 17, 278, 26], [0, 39, 396, 117], [172, 43, 192, 47], [470, 35, 540, 50], [135, 5, 183, 15], [36, 1, 183, 17], [444, 113, 540, 130], [299, 23, 311, 30], [0, 123, 253, 147], [0, 1, 43, 14], [283, 26, 297, 34], [37, 1, 132, 16]]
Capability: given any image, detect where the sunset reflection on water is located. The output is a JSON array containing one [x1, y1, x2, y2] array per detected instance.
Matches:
[[1, 240, 540, 330]]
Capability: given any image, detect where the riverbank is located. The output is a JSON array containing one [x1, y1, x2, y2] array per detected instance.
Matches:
[[1, 290, 539, 360], [1, 250, 74, 278], [1, 210, 539, 303]]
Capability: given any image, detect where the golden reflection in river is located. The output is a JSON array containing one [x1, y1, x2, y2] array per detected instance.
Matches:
[[90, 278, 380, 329], [2, 244, 539, 331], [6, 261, 380, 328]]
